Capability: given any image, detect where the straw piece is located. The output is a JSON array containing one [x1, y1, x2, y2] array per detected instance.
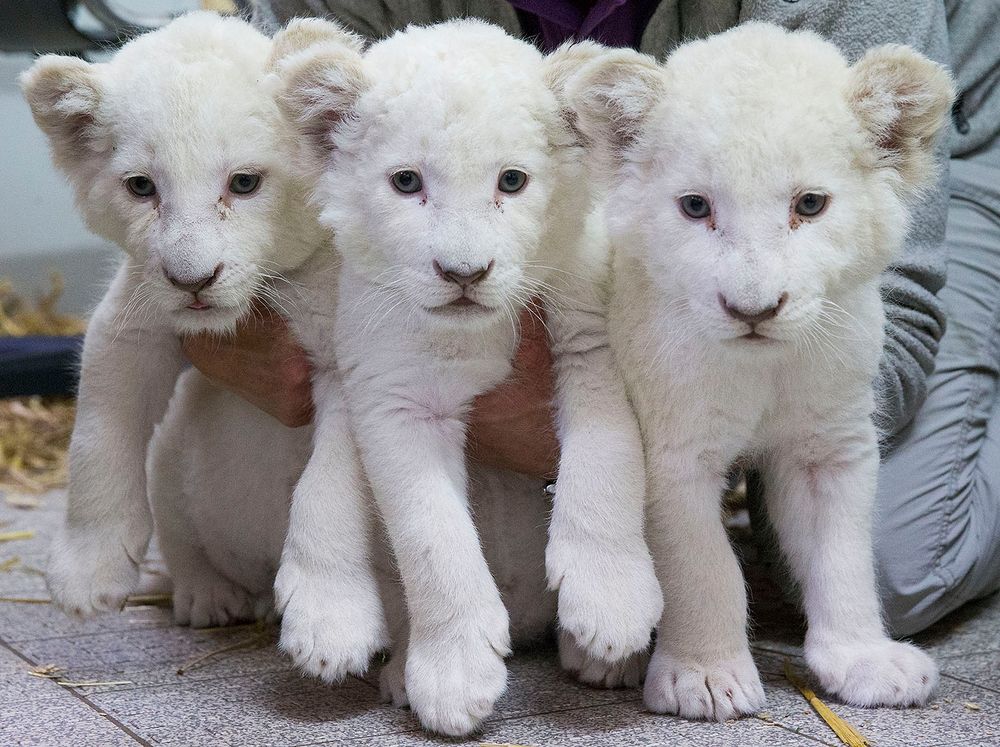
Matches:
[[124, 594, 173, 607], [0, 530, 35, 543], [57, 680, 133, 688], [28, 664, 64, 679], [0, 556, 20, 572], [0, 596, 51, 604], [5, 493, 41, 509], [26, 663, 131, 688], [964, 702, 981, 711], [177, 627, 270, 675], [784, 660, 869, 747], [196, 621, 262, 634]]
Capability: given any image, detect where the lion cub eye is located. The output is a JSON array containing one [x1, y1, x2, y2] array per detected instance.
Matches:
[[679, 194, 711, 220], [125, 175, 156, 198], [229, 173, 261, 195], [794, 192, 828, 217], [498, 169, 528, 194], [391, 170, 423, 194]]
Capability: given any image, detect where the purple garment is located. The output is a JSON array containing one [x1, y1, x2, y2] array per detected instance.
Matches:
[[506, 0, 661, 52]]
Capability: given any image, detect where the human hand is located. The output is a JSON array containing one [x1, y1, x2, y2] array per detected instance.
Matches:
[[182, 302, 559, 476], [181, 304, 314, 428], [468, 302, 559, 478]]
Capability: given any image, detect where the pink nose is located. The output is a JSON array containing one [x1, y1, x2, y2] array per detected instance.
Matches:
[[433, 260, 494, 288], [719, 292, 788, 324], [165, 263, 223, 293]]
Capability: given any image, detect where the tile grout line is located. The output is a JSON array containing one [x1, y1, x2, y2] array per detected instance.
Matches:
[[940, 671, 1000, 696], [286, 696, 647, 746], [291, 695, 841, 747], [0, 635, 154, 746]]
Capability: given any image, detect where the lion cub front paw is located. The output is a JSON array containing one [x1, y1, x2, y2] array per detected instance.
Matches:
[[405, 623, 510, 737], [275, 560, 388, 682], [558, 630, 649, 689], [643, 647, 765, 721], [172, 570, 258, 628], [806, 637, 938, 707], [46, 527, 141, 617], [547, 532, 662, 663]]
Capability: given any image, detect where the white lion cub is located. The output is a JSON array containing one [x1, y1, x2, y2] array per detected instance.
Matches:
[[274, 20, 661, 735], [566, 24, 954, 718], [19, 13, 341, 617]]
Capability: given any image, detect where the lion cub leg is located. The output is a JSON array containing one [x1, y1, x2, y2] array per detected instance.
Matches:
[[641, 436, 765, 720], [764, 420, 938, 707]]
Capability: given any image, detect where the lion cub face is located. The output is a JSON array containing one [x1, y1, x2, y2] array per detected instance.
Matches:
[[278, 20, 583, 329], [570, 23, 952, 348], [22, 13, 337, 334]]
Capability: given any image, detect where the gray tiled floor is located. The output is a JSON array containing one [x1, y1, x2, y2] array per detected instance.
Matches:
[[2, 491, 998, 747]]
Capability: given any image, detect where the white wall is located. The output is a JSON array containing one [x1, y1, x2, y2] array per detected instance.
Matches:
[[0, 52, 118, 314]]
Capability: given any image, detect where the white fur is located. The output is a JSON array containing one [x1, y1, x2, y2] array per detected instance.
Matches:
[[567, 23, 953, 718], [273, 21, 659, 735], [19, 13, 332, 616]]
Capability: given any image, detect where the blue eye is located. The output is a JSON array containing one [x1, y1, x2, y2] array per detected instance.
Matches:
[[795, 192, 828, 217], [391, 170, 422, 194], [498, 169, 527, 193], [230, 173, 261, 195], [125, 175, 156, 198], [679, 194, 711, 220]]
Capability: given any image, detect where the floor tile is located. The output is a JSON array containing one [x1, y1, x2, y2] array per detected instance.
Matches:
[[914, 594, 1000, 660], [0, 696, 143, 747], [321, 701, 836, 747], [89, 668, 400, 747], [764, 663, 1000, 747], [4, 489, 999, 747], [940, 650, 1000, 694]]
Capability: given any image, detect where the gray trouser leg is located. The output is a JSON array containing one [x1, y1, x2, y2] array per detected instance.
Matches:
[[875, 155, 1000, 636]]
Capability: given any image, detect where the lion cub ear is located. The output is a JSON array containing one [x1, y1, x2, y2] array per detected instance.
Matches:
[[848, 44, 955, 193], [562, 48, 663, 158], [268, 17, 364, 70], [272, 19, 367, 156], [20, 55, 105, 169]]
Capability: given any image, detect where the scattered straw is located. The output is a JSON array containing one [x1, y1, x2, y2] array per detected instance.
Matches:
[[124, 594, 173, 607], [27, 663, 130, 689], [0, 557, 44, 576], [0, 530, 35, 543], [0, 556, 41, 575], [964, 702, 981, 712], [57, 679, 133, 688], [5, 493, 41, 509], [177, 626, 271, 675], [28, 664, 65, 679], [196, 621, 261, 634], [0, 275, 85, 337], [784, 660, 869, 747], [0, 397, 76, 494], [0, 274, 84, 495]]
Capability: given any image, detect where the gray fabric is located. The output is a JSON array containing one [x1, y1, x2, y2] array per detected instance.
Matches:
[[252, 0, 953, 438], [944, 0, 1000, 160], [876, 150, 1000, 636]]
